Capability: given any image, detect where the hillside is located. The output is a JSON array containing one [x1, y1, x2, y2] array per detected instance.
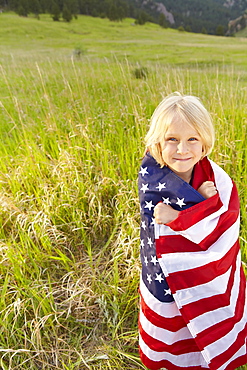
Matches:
[[2, 0, 247, 35], [1, 13, 247, 68], [127, 0, 247, 34]]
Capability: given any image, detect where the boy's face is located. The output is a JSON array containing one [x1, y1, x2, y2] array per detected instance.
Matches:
[[161, 118, 203, 183]]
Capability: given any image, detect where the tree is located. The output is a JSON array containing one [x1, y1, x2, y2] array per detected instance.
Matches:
[[30, 0, 41, 18], [128, 3, 135, 18], [117, 5, 125, 21], [106, 0, 126, 21], [39, 0, 48, 13], [0, 0, 8, 7], [135, 10, 149, 25], [8, 0, 19, 11], [216, 24, 225, 36], [17, 0, 29, 16], [17, 5, 27, 16], [107, 2, 118, 21], [78, 0, 91, 15], [70, 0, 79, 18], [159, 13, 168, 28], [201, 26, 207, 34], [51, 1, 60, 21], [62, 5, 72, 21]]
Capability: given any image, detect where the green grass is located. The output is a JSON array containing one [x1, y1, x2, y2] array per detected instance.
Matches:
[[0, 12, 246, 370], [1, 12, 247, 67]]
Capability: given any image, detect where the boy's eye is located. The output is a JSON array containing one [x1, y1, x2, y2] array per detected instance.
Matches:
[[165, 137, 199, 142]]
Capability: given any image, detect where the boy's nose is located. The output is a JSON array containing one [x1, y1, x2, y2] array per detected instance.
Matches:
[[177, 141, 189, 154]]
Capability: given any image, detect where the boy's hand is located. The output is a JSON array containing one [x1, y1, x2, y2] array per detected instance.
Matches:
[[154, 203, 179, 225], [198, 181, 217, 199]]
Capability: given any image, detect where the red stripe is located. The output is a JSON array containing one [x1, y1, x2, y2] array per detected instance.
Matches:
[[140, 292, 186, 331], [196, 267, 246, 348], [225, 352, 247, 370], [210, 322, 247, 370], [166, 192, 223, 232], [191, 156, 215, 190], [166, 180, 239, 234], [156, 234, 201, 256], [139, 348, 207, 370], [139, 321, 200, 355], [156, 182, 239, 256], [177, 251, 237, 323], [159, 241, 239, 291]]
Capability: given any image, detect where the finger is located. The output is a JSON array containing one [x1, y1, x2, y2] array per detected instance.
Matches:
[[211, 189, 217, 195], [155, 202, 163, 208], [155, 218, 162, 225], [203, 181, 214, 187]]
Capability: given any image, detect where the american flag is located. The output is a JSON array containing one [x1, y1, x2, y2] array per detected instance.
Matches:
[[138, 152, 247, 370]]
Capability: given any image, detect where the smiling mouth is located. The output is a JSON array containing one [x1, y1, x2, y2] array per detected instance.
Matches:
[[174, 158, 192, 161]]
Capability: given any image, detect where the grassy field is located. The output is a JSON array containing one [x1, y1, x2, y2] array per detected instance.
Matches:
[[0, 12, 247, 370], [1, 12, 247, 66]]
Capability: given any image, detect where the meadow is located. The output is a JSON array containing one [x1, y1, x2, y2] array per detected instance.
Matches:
[[0, 12, 247, 370]]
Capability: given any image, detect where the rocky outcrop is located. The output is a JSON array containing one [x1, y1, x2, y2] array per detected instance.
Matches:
[[227, 13, 247, 35], [155, 2, 175, 24], [224, 0, 236, 8]]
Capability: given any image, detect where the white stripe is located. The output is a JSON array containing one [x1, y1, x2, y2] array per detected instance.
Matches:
[[155, 204, 222, 244], [209, 159, 233, 208], [173, 267, 232, 309], [202, 289, 247, 360], [139, 307, 192, 344], [154, 222, 177, 238], [139, 277, 181, 319], [158, 216, 239, 274], [187, 252, 242, 335], [139, 335, 210, 368]]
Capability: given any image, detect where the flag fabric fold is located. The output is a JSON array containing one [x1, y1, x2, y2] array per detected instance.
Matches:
[[138, 152, 247, 370]]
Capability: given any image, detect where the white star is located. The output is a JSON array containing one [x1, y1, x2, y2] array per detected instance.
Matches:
[[144, 256, 148, 266], [140, 239, 145, 248], [140, 183, 149, 193], [147, 237, 153, 247], [141, 221, 146, 230], [164, 288, 172, 296], [155, 273, 164, 283], [156, 182, 166, 191], [144, 200, 154, 211], [176, 197, 186, 208], [162, 197, 171, 205], [147, 274, 152, 284], [150, 255, 158, 265], [139, 167, 149, 176], [151, 217, 155, 225]]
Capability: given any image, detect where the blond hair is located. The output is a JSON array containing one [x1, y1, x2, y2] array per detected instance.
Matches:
[[145, 92, 215, 167]]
